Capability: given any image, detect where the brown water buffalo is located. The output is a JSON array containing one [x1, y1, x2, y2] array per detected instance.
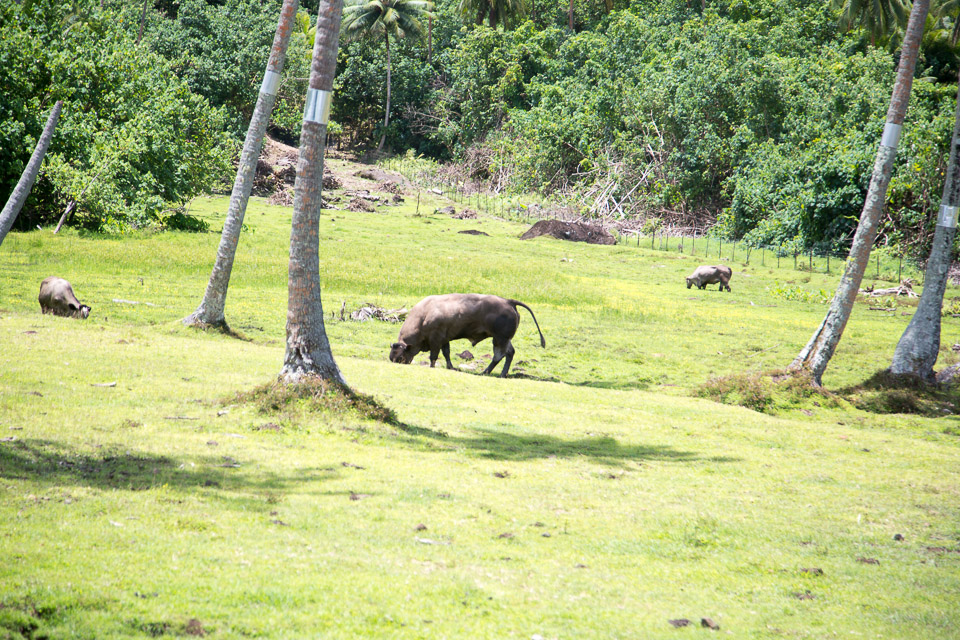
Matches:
[[686, 265, 732, 292], [389, 294, 545, 377], [38, 277, 91, 318]]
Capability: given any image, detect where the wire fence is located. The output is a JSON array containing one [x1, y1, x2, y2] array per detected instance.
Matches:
[[378, 154, 924, 286]]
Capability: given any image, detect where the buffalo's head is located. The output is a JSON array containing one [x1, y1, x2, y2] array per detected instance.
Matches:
[[389, 341, 415, 364], [685, 277, 694, 289], [70, 303, 91, 319]]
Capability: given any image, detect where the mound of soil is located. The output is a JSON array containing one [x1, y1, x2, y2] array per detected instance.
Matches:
[[520, 220, 615, 245], [355, 167, 401, 184], [459, 229, 489, 236], [379, 181, 402, 195], [348, 197, 376, 212]]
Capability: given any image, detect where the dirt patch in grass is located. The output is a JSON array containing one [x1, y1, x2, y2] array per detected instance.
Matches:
[[234, 377, 397, 425], [839, 370, 959, 417], [520, 220, 616, 245]]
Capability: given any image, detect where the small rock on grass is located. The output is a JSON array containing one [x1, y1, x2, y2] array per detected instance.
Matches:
[[415, 523, 427, 531], [792, 591, 815, 600], [701, 617, 720, 630], [493, 471, 510, 478], [894, 533, 905, 541], [800, 567, 824, 575], [668, 619, 691, 628], [857, 557, 880, 565]]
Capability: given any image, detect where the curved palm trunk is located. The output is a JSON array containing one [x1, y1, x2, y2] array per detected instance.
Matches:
[[377, 33, 391, 152], [281, 0, 345, 384], [890, 71, 960, 381], [184, 0, 300, 329], [0, 101, 62, 249], [789, 0, 929, 385]]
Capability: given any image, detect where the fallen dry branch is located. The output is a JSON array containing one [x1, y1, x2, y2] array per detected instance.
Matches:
[[860, 280, 918, 297]]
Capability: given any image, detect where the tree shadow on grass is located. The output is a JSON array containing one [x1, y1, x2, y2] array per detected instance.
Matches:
[[0, 438, 340, 508], [393, 424, 717, 467]]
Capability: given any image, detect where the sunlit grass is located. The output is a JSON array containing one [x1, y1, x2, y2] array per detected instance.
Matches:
[[0, 186, 958, 638]]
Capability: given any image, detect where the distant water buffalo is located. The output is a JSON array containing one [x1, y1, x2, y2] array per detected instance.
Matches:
[[686, 265, 732, 291], [38, 277, 91, 318], [389, 293, 545, 378]]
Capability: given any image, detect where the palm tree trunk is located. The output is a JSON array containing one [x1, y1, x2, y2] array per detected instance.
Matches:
[[377, 33, 391, 152], [0, 101, 62, 249], [890, 69, 960, 381], [137, 0, 149, 44], [568, 0, 574, 30], [488, 7, 498, 28], [281, 0, 345, 384], [604, 0, 612, 14], [427, 16, 432, 63], [789, 0, 929, 385], [184, 0, 300, 329]]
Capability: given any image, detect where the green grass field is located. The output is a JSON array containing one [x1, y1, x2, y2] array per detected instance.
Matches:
[[1, 171, 959, 638]]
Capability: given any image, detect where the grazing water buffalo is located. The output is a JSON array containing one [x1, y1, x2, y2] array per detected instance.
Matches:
[[389, 293, 545, 378], [38, 277, 91, 318], [686, 265, 732, 292]]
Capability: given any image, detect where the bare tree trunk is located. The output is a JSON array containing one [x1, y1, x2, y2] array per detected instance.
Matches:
[[184, 0, 300, 329], [377, 33, 391, 153], [568, 0, 574, 30], [890, 71, 960, 381], [0, 101, 62, 249], [280, 0, 345, 384], [789, 0, 929, 385], [137, 0, 149, 44]]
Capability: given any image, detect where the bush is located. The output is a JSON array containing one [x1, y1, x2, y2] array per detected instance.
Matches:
[[0, 0, 233, 231]]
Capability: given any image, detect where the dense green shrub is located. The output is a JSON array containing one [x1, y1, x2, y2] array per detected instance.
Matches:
[[0, 0, 233, 231]]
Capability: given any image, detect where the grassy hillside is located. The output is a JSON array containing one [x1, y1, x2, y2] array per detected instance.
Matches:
[[1, 170, 959, 638]]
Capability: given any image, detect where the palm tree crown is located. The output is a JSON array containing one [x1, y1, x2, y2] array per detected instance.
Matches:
[[342, 0, 431, 41], [834, 0, 909, 43], [341, 0, 432, 151]]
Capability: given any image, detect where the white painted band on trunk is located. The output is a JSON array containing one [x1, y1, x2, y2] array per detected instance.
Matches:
[[304, 89, 332, 125], [939, 204, 959, 228], [880, 122, 902, 149], [260, 70, 281, 96]]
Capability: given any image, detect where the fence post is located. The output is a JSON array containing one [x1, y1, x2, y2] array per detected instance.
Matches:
[[794, 251, 797, 270], [761, 246, 764, 267], [876, 253, 879, 279], [652, 232, 655, 249], [719, 239, 722, 259], [746, 246, 751, 265], [898, 255, 902, 283], [692, 235, 695, 256], [809, 249, 812, 271], [826, 253, 830, 274], [732, 241, 736, 262]]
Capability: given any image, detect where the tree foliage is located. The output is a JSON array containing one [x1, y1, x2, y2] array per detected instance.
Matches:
[[0, 0, 233, 231]]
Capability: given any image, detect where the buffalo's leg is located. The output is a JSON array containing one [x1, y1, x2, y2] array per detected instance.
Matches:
[[483, 344, 505, 375], [499, 342, 516, 378], [442, 342, 454, 369], [429, 347, 439, 367]]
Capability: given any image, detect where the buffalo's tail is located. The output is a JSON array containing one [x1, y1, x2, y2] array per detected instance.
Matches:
[[508, 300, 546, 348]]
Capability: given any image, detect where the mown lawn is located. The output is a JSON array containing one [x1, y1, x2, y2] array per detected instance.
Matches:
[[1, 179, 958, 639]]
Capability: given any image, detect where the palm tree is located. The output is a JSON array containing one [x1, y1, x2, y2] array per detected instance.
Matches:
[[342, 0, 433, 152], [890, 71, 960, 381], [281, 0, 346, 383], [184, 0, 301, 330], [0, 101, 62, 249], [789, 0, 930, 385], [457, 0, 527, 30], [834, 0, 910, 44]]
